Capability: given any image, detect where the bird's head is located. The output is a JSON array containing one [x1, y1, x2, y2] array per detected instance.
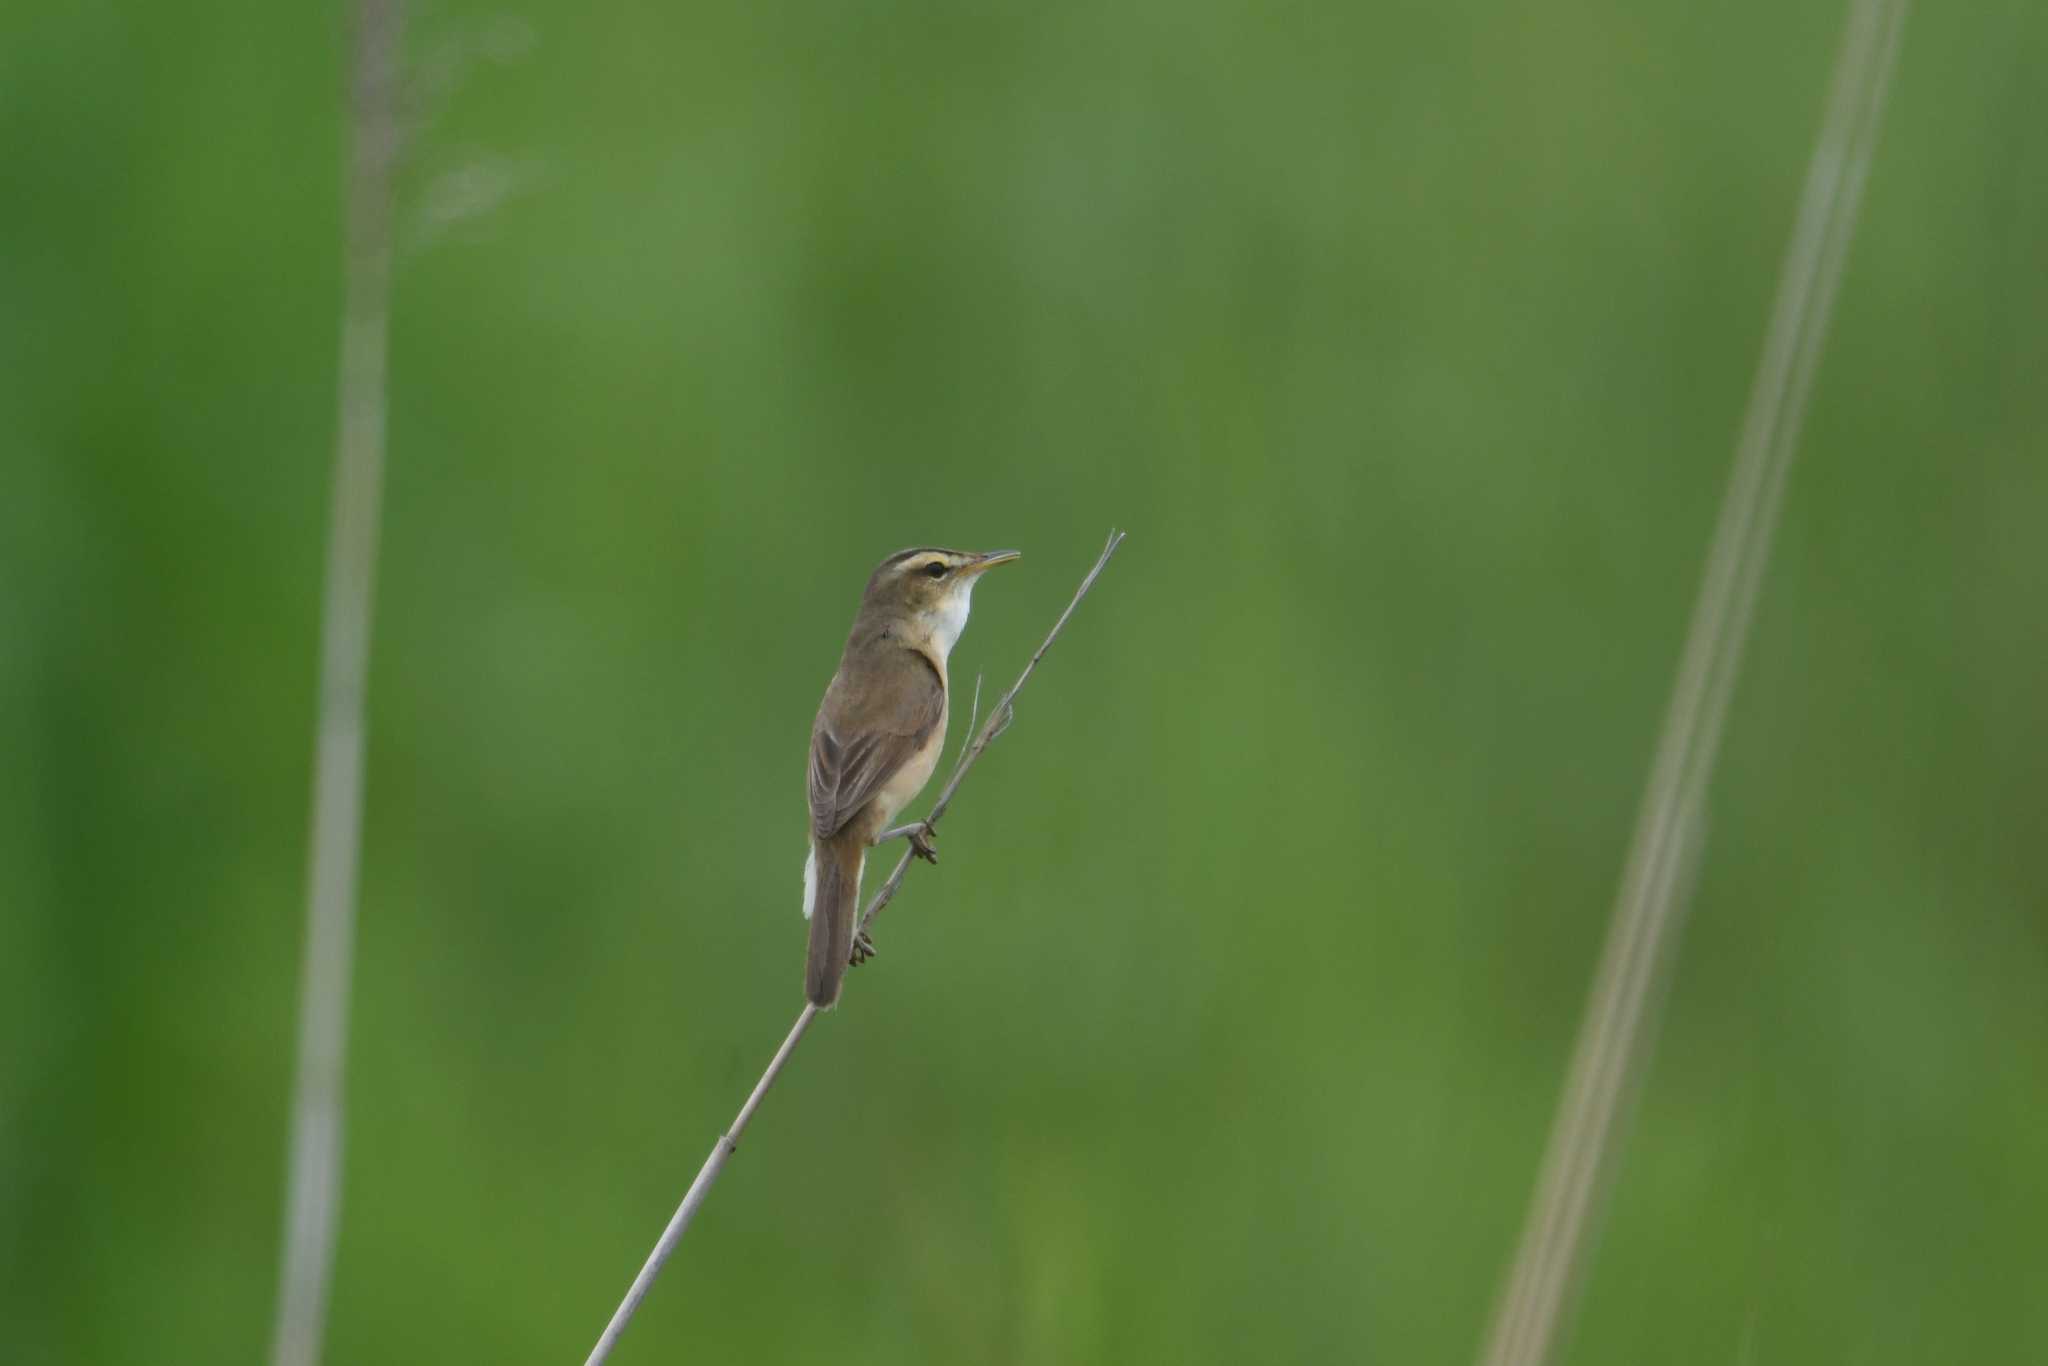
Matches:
[[861, 546, 1020, 656]]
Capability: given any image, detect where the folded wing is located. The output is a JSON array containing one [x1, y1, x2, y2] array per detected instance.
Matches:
[[807, 647, 944, 840]]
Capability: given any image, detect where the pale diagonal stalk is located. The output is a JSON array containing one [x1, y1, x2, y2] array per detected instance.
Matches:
[[269, 5, 406, 1366], [858, 531, 1123, 942], [583, 530, 1127, 1366], [1475, 4, 1910, 1364]]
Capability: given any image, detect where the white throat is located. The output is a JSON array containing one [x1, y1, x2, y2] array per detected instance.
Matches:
[[927, 578, 975, 661]]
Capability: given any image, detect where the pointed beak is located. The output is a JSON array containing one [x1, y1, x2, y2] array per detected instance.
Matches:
[[962, 549, 1021, 576]]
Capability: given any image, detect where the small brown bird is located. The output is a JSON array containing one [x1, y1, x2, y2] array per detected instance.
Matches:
[[803, 546, 1020, 1007]]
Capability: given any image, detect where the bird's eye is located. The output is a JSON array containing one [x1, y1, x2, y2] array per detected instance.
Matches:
[[924, 561, 948, 579]]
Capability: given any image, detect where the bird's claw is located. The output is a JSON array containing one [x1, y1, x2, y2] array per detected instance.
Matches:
[[850, 929, 877, 966], [906, 822, 939, 864]]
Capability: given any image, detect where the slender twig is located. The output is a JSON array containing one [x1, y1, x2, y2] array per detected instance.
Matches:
[[583, 530, 1127, 1366], [269, 6, 406, 1366], [958, 673, 984, 763], [857, 534, 1122, 941], [1474, 5, 1909, 1365]]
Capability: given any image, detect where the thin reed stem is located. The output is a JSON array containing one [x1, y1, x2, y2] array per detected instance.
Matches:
[[582, 530, 1127, 1366]]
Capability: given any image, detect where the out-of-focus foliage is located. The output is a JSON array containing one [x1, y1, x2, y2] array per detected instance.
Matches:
[[4, 1, 2045, 1361]]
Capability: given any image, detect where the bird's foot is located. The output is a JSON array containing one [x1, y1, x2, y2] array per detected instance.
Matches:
[[850, 929, 878, 967], [877, 820, 940, 864]]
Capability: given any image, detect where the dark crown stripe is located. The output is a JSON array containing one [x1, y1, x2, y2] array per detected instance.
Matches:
[[881, 546, 959, 567]]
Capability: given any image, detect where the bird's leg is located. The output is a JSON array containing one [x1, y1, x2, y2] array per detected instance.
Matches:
[[853, 818, 937, 966], [875, 820, 939, 864]]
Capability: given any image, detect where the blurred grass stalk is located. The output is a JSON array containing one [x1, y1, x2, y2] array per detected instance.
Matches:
[[1475, 1, 1911, 1363], [269, 3, 406, 1365]]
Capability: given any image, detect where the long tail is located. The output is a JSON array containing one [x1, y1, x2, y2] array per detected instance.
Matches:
[[804, 836, 864, 1008]]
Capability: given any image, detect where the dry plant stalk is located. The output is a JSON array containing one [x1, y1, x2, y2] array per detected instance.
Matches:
[[1475, 2, 1911, 1363], [582, 530, 1127, 1366], [269, 4, 406, 1365]]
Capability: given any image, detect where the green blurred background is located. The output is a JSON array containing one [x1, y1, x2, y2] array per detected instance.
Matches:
[[5, 0, 2046, 1361]]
